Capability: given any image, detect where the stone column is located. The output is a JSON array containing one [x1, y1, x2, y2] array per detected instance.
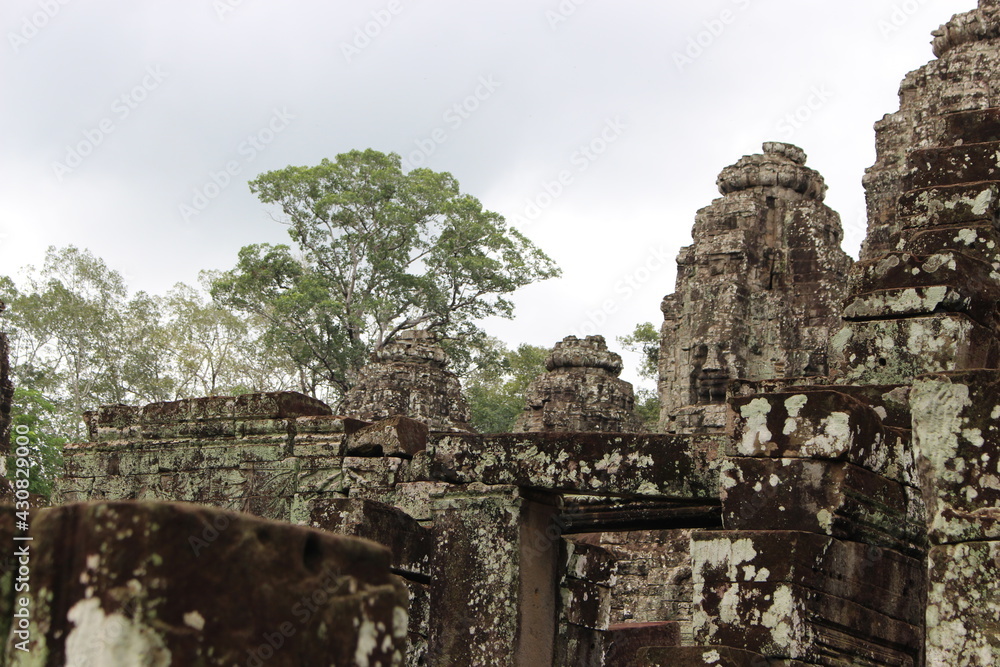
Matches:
[[427, 485, 561, 666]]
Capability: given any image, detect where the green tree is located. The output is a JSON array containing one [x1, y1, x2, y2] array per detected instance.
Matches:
[[465, 341, 548, 433], [212, 149, 560, 402], [165, 276, 298, 397], [618, 322, 661, 429], [2, 247, 177, 438], [6, 387, 68, 499]]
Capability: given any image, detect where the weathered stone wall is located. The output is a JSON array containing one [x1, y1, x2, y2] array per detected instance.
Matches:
[[515, 335, 641, 434], [658, 142, 852, 434], [861, 0, 1000, 260], [342, 330, 472, 430]]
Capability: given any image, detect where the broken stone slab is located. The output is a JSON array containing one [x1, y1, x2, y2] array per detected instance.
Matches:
[[842, 252, 1000, 327], [911, 369, 1000, 543], [728, 390, 914, 485], [829, 313, 1000, 386], [637, 646, 811, 666], [720, 458, 925, 555], [897, 181, 1000, 227], [604, 622, 681, 666], [308, 497, 433, 578], [345, 415, 428, 458], [6, 501, 408, 666], [900, 225, 1000, 269], [431, 432, 719, 500], [925, 540, 1000, 666], [691, 531, 925, 627], [138, 392, 332, 424], [905, 142, 1000, 190], [428, 485, 560, 667]]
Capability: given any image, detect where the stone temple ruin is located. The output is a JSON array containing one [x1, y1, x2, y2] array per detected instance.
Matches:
[[5, 1, 1000, 664]]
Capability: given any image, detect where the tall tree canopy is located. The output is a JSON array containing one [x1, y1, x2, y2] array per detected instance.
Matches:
[[212, 149, 560, 399]]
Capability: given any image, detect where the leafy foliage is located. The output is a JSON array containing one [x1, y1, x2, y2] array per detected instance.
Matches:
[[618, 322, 661, 430], [465, 340, 548, 433], [7, 387, 67, 498]]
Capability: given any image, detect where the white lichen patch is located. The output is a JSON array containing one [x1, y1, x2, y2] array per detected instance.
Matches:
[[739, 398, 773, 455], [702, 649, 722, 663], [801, 412, 852, 457], [182, 610, 205, 631], [65, 598, 171, 667], [912, 379, 971, 486]]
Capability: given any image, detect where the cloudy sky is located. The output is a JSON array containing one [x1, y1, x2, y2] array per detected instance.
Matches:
[[0, 0, 975, 388]]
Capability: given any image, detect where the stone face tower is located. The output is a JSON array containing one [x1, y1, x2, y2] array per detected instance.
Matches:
[[514, 335, 641, 433], [658, 142, 853, 433], [862, 0, 1000, 260], [341, 329, 471, 430]]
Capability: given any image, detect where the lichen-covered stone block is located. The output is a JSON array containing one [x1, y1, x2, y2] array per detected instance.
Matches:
[[637, 646, 811, 666], [897, 181, 1000, 228], [428, 485, 560, 666], [905, 143, 1000, 190], [309, 497, 432, 577], [829, 313, 1000, 385], [912, 369, 1000, 543], [925, 541, 1000, 666], [729, 390, 914, 484], [432, 432, 719, 499], [900, 225, 1000, 269], [692, 531, 924, 629], [720, 458, 924, 554], [843, 251, 1000, 326], [346, 416, 429, 457], [6, 501, 408, 666]]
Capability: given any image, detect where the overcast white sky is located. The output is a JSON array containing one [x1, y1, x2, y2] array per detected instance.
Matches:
[[0, 0, 976, 388]]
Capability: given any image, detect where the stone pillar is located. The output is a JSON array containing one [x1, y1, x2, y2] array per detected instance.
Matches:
[[658, 142, 852, 434], [513, 335, 641, 433], [5, 501, 408, 665], [342, 330, 471, 431], [427, 485, 560, 666]]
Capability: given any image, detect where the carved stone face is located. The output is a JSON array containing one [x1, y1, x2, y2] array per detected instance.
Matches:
[[691, 344, 730, 404]]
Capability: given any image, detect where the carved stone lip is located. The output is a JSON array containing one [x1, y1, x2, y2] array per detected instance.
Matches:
[[716, 142, 828, 201]]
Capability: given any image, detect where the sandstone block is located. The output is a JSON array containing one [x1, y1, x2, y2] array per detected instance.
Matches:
[[925, 541, 1000, 666], [829, 313, 1000, 385], [346, 415, 428, 457], [912, 370, 1000, 543], [8, 501, 408, 666], [720, 458, 924, 554]]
